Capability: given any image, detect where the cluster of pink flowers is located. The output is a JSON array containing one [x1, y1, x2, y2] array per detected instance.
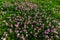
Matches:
[[44, 29, 50, 35], [0, 1, 60, 40]]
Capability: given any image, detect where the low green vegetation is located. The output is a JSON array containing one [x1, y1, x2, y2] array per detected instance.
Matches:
[[0, 0, 60, 40]]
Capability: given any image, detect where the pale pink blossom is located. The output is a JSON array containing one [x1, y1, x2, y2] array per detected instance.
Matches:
[[26, 34, 28, 37], [34, 28, 36, 30], [17, 33, 20, 38], [15, 22, 20, 27], [24, 24, 27, 28], [3, 32, 7, 37], [38, 28, 41, 32], [34, 33, 38, 37], [41, 24, 44, 28], [52, 26, 54, 28], [10, 29, 12, 33], [45, 35, 49, 38], [10, 24, 13, 28], [44, 29, 50, 34], [15, 30, 19, 33], [56, 35, 59, 38], [58, 22, 60, 25], [52, 28, 58, 34], [48, 38, 52, 40], [48, 22, 51, 26], [58, 26, 60, 28], [21, 35, 25, 40], [3, 38, 6, 40], [15, 24, 19, 27]]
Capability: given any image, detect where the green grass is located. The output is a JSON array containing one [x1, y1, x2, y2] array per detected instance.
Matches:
[[0, 0, 60, 40]]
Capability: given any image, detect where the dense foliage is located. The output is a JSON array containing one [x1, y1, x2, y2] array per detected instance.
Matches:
[[0, 0, 60, 40]]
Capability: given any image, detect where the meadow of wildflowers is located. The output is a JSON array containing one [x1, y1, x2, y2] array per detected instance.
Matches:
[[0, 0, 60, 40]]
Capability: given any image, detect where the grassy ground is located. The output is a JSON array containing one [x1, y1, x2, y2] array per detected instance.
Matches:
[[0, 0, 60, 40]]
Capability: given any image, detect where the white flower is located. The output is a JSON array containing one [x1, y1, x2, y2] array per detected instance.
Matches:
[[26, 34, 28, 37], [3, 38, 6, 40], [17, 33, 20, 38], [58, 22, 60, 25]]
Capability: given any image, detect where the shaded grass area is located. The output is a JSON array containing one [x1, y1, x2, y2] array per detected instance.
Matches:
[[29, 0, 60, 19]]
